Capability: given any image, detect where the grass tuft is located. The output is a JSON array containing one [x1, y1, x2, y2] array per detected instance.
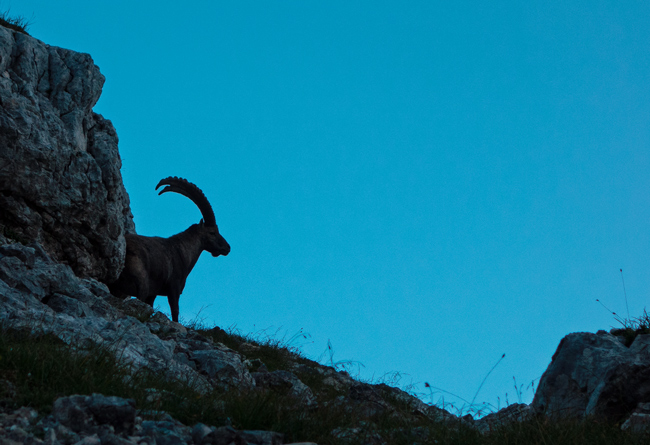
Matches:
[[610, 309, 650, 347], [0, 327, 132, 411], [195, 324, 315, 372], [0, 325, 225, 426], [0, 9, 30, 35]]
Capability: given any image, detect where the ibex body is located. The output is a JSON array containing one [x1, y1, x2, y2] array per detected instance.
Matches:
[[110, 177, 230, 322]]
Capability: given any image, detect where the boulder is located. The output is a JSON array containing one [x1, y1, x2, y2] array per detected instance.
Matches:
[[191, 347, 255, 390], [191, 425, 284, 445], [53, 393, 137, 435], [252, 370, 317, 406], [621, 402, 650, 433], [474, 403, 534, 434], [0, 24, 134, 283], [532, 330, 650, 422]]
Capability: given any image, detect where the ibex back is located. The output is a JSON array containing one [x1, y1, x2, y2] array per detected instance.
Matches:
[[110, 177, 230, 322]]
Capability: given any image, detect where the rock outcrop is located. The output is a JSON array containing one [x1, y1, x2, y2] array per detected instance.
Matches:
[[473, 403, 534, 434], [532, 330, 650, 423], [0, 25, 134, 283], [0, 236, 247, 393]]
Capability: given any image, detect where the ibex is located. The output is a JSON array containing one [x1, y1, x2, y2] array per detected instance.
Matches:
[[110, 177, 230, 322]]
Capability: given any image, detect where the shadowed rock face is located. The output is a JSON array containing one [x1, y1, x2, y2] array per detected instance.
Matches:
[[532, 330, 650, 422], [0, 25, 134, 282]]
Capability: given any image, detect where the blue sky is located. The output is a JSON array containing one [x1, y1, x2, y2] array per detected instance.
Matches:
[[10, 1, 650, 413]]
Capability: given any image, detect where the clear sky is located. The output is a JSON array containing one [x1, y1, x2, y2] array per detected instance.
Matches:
[[10, 1, 650, 415]]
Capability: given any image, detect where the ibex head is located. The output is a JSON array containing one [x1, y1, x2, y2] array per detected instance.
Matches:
[[156, 177, 230, 257]]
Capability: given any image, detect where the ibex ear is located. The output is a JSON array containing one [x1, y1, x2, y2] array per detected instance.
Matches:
[[199, 218, 205, 226]]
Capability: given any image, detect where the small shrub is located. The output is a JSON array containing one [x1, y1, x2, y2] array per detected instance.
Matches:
[[196, 325, 314, 371], [0, 325, 225, 425], [610, 309, 650, 347], [0, 10, 30, 35]]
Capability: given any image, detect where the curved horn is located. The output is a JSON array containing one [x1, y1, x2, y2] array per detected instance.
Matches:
[[155, 176, 217, 226]]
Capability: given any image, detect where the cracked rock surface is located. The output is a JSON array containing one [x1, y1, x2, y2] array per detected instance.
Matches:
[[532, 330, 650, 422], [0, 237, 246, 393], [0, 25, 134, 283]]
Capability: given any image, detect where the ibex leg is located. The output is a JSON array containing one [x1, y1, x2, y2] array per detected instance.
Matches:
[[169, 294, 180, 323]]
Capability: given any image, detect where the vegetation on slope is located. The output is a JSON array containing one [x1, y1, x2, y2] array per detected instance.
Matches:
[[609, 309, 650, 347], [0, 10, 29, 35], [1, 311, 648, 445]]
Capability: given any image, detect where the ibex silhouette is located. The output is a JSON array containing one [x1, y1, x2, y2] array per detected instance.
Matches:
[[110, 177, 230, 322]]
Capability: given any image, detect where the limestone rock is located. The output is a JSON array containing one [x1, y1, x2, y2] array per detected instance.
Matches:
[[474, 403, 534, 434], [53, 394, 136, 435], [141, 418, 193, 444], [532, 330, 650, 422], [252, 370, 317, 406], [0, 395, 287, 445], [0, 25, 134, 283], [192, 425, 283, 445], [0, 407, 40, 445], [192, 348, 255, 390], [0, 240, 211, 390], [621, 402, 650, 433]]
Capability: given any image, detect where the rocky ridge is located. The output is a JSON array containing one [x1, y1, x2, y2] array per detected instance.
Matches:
[[3, 204, 649, 441]]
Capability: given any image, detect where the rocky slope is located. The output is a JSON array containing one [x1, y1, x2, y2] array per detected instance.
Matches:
[[1, 20, 650, 445], [0, 234, 471, 444]]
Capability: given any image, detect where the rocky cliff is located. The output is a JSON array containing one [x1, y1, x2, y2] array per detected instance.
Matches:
[[0, 25, 134, 283]]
